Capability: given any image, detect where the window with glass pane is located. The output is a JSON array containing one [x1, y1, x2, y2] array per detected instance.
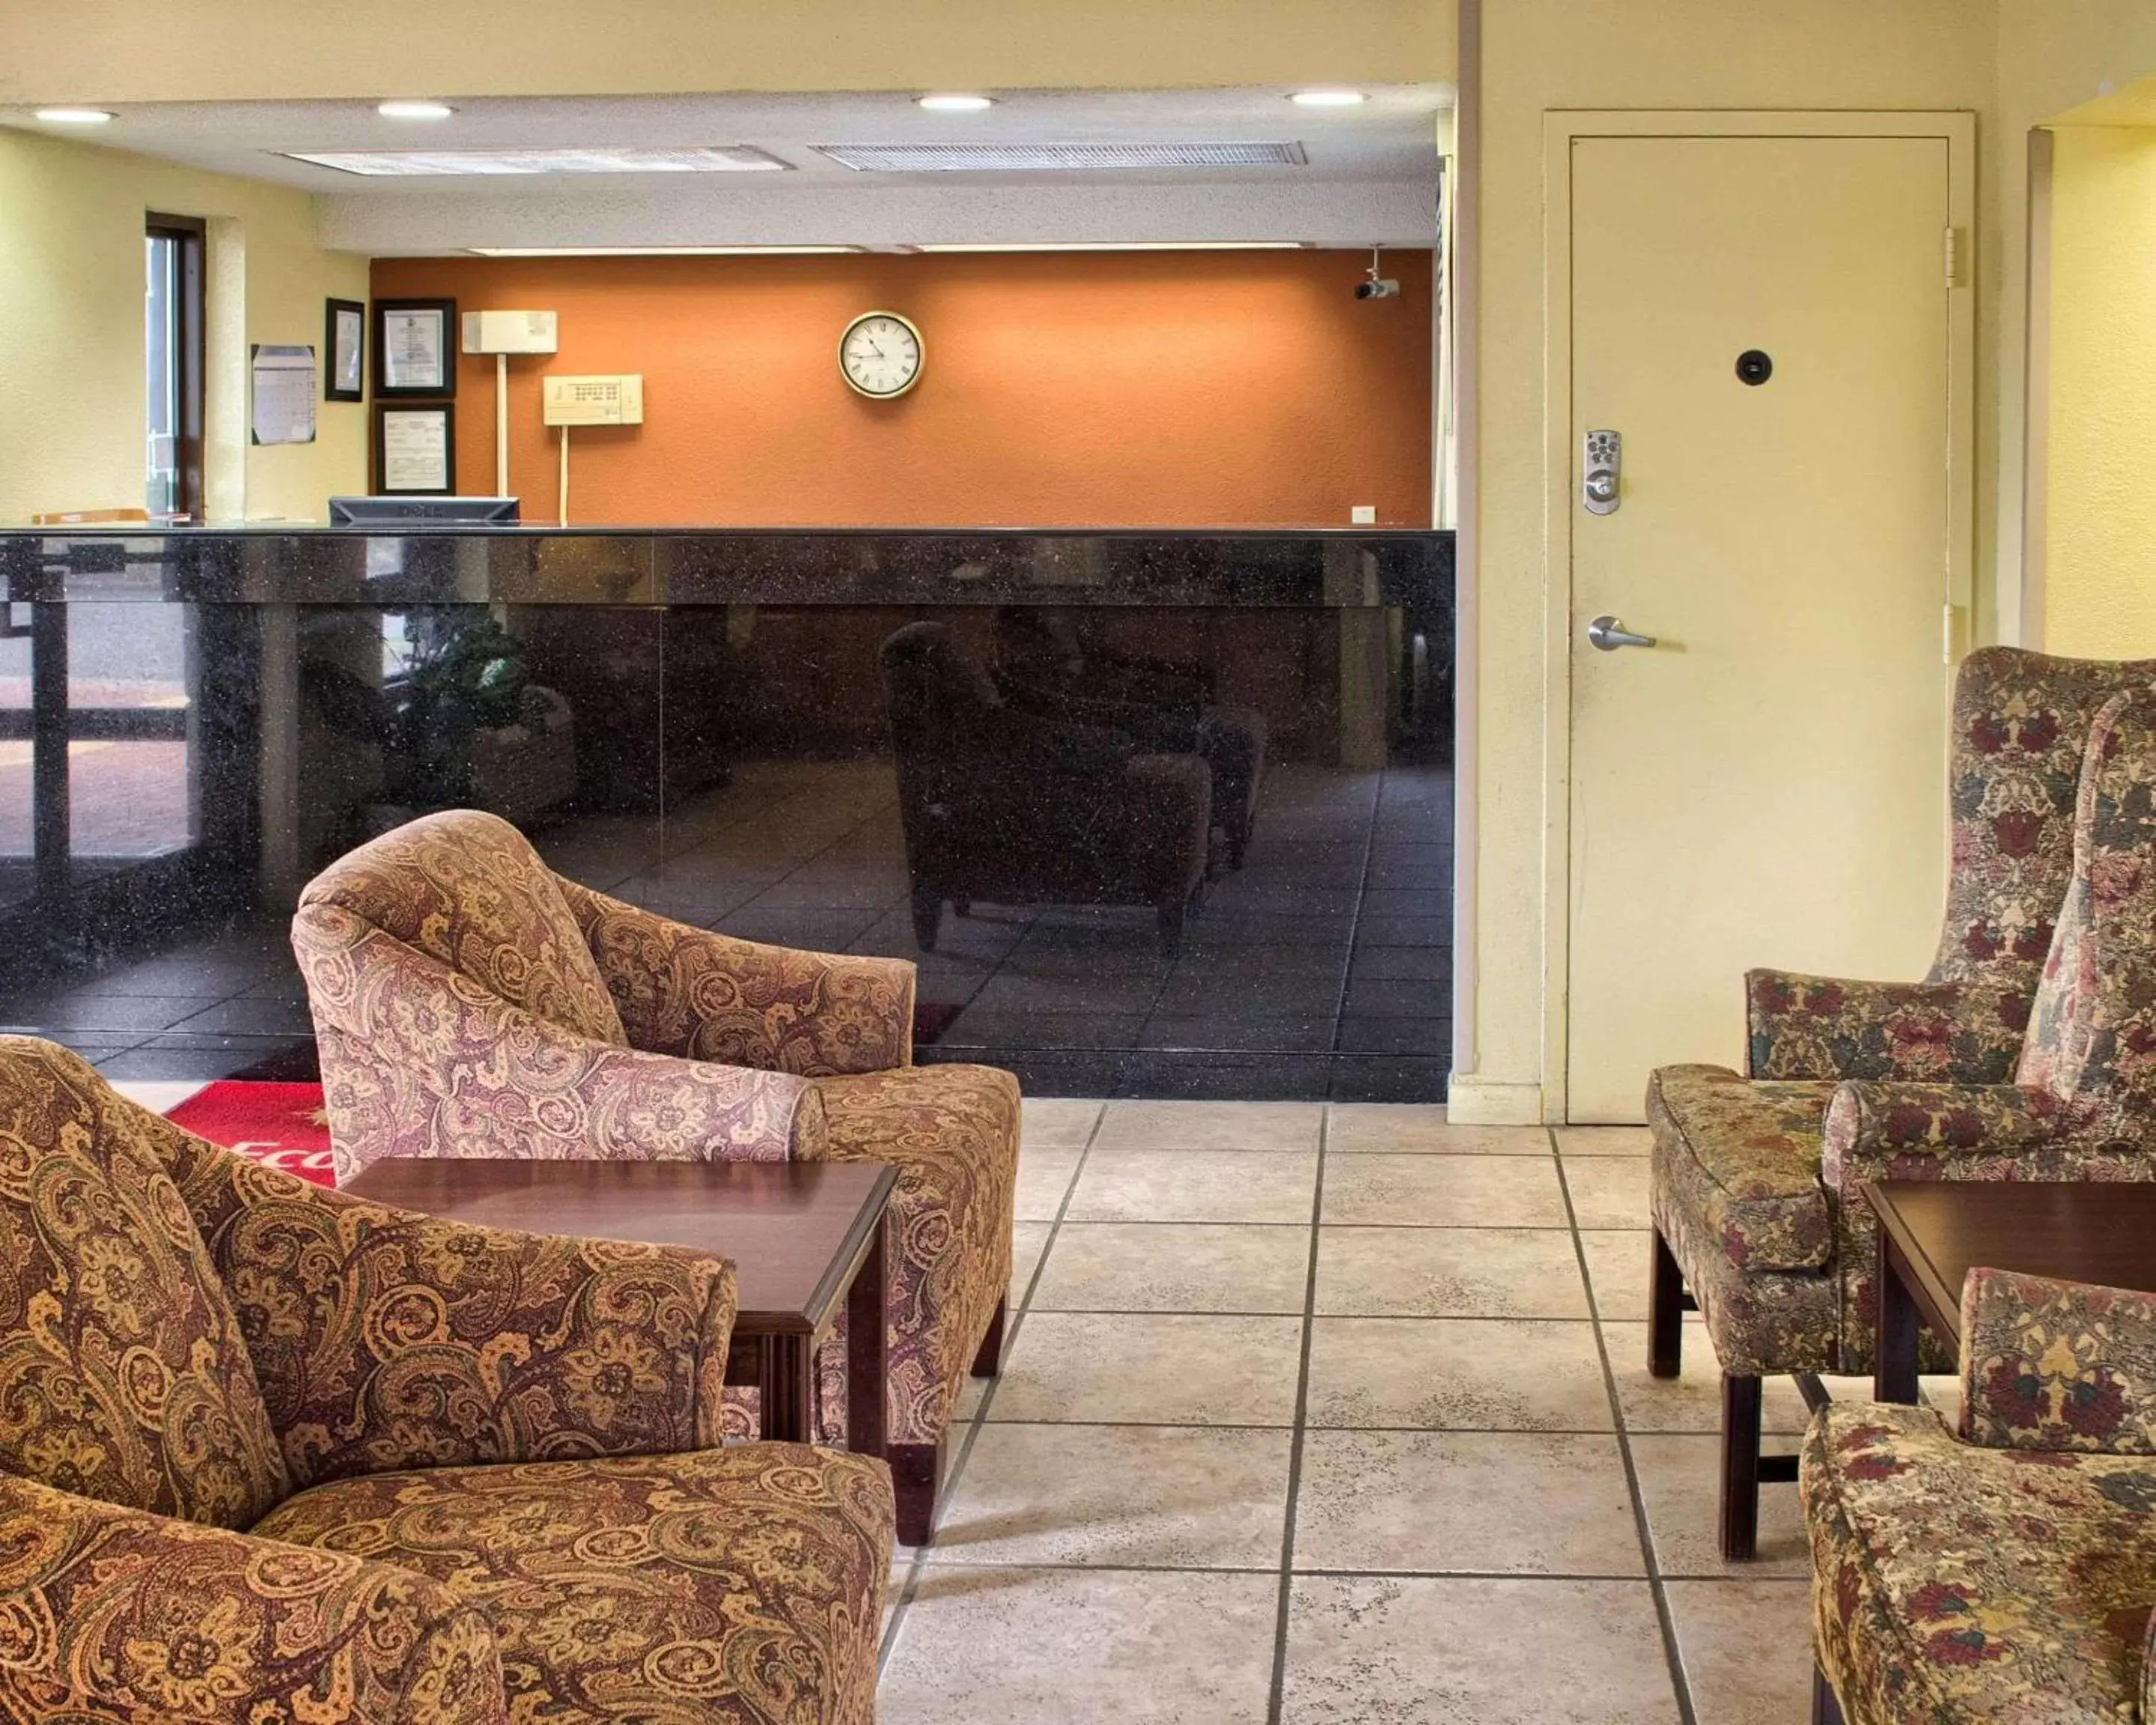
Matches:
[[144, 216, 204, 522]]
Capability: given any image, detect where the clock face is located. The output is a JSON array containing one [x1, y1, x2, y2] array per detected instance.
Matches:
[[839, 311, 924, 398]]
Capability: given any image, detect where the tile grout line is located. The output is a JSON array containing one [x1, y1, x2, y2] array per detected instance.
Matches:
[[877, 1099, 1109, 1674], [1556, 1131, 1699, 1725], [1263, 1113, 1329, 1725]]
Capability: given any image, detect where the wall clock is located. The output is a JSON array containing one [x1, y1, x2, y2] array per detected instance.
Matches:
[[838, 310, 925, 398]]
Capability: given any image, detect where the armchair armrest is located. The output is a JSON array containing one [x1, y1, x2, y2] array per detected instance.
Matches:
[[1958, 1267, 2156, 1455], [1821, 1080, 2076, 1184], [161, 1141, 738, 1490], [1746, 970, 2027, 1083], [298, 904, 827, 1176], [0, 1472, 506, 1724], [556, 880, 915, 1074]]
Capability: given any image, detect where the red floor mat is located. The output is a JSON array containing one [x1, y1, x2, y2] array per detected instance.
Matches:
[[165, 1081, 335, 1187]]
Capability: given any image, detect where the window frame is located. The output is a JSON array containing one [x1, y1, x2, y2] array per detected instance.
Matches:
[[144, 213, 207, 523]]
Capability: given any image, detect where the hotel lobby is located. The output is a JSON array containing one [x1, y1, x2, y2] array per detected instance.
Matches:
[[1, 3, 2155, 1721]]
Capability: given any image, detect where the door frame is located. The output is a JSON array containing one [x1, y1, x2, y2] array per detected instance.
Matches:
[[1540, 109, 1977, 1125]]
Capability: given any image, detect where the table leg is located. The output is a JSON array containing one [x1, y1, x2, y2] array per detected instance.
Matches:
[[761, 1334, 814, 1441], [846, 1214, 888, 1459], [1874, 1239, 1922, 1405]]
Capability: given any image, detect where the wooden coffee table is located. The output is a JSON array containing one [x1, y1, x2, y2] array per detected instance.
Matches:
[[345, 1159, 897, 1458], [1863, 1179, 2156, 1405]]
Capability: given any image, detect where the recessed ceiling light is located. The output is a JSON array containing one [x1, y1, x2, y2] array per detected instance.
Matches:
[[918, 242, 1308, 253], [466, 246, 860, 257], [916, 94, 996, 112], [377, 100, 455, 121], [34, 107, 114, 125], [1290, 90, 1365, 107], [286, 145, 789, 177]]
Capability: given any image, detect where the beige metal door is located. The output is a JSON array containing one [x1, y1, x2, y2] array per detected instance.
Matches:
[[1565, 133, 1957, 1121]]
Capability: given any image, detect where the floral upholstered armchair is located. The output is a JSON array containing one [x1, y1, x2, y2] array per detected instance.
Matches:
[[293, 807, 1019, 1546], [1805, 1268, 2156, 1725], [1748, 647, 2156, 1084], [1648, 651, 2156, 1560], [0, 1035, 889, 1725]]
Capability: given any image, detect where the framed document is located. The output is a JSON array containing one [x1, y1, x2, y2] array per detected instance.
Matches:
[[374, 296, 456, 397], [375, 403, 456, 493], [326, 299, 365, 401]]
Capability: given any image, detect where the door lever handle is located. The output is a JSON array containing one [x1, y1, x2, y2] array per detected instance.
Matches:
[[1586, 615, 1656, 651]]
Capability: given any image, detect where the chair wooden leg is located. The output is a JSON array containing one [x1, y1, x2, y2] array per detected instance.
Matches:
[[1648, 1226, 1684, 1379], [889, 1438, 946, 1548], [910, 887, 941, 951], [970, 1292, 1007, 1379], [1812, 1665, 1845, 1725], [1720, 1372, 1763, 1562]]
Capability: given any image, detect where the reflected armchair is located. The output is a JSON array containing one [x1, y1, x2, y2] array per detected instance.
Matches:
[[880, 620, 1212, 956]]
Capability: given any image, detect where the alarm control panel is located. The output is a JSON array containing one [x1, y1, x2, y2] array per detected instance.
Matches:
[[543, 374, 645, 426]]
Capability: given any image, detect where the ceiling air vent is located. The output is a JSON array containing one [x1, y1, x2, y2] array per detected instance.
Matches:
[[808, 141, 1309, 173]]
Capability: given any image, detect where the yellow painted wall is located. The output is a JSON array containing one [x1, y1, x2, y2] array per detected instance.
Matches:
[[0, 129, 368, 523], [1992, 2, 2156, 641], [2041, 124, 2156, 654], [0, 0, 1453, 103]]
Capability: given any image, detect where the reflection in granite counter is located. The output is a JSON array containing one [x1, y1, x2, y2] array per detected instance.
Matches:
[[0, 554, 1451, 1100]]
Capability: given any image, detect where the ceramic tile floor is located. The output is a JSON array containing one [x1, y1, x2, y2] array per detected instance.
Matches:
[[880, 1099, 1954, 1724]]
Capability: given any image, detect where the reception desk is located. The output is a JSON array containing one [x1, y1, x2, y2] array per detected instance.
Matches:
[[0, 526, 1452, 1100]]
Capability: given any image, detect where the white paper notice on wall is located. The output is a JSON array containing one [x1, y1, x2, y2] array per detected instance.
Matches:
[[250, 344, 318, 445]]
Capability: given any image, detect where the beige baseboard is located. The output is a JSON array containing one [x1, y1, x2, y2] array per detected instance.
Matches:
[[1443, 1073, 1546, 1125]]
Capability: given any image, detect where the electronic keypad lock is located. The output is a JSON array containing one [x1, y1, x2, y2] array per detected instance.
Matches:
[[1583, 428, 1621, 516]]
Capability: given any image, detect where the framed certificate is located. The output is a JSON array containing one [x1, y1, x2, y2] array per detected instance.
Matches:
[[326, 299, 365, 401], [374, 296, 456, 397], [375, 403, 456, 493]]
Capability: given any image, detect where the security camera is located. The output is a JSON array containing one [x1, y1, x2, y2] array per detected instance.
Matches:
[[1356, 243, 1398, 300]]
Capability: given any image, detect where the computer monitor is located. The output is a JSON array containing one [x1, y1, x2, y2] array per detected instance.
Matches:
[[327, 496, 521, 526]]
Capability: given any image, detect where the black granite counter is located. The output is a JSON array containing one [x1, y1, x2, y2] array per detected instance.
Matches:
[[0, 526, 1449, 608], [0, 525, 1454, 1102]]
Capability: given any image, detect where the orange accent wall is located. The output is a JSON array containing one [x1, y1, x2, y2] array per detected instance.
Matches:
[[368, 250, 1432, 528]]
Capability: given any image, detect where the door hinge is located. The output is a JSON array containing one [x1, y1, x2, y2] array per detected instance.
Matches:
[[1943, 226, 1966, 289]]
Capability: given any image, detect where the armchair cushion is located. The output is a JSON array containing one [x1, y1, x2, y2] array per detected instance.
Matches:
[[296, 905, 826, 1183], [1745, 972, 2027, 1085], [252, 1446, 890, 1725], [1803, 1402, 2156, 1725], [0, 1036, 287, 1530], [296, 808, 626, 1050], [1958, 1268, 2156, 1455], [558, 880, 916, 1075], [1645, 1063, 1833, 1272], [0, 1470, 507, 1725]]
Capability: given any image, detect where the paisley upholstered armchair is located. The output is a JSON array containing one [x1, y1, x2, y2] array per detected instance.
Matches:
[[293, 807, 1019, 1546], [0, 1035, 889, 1725], [1649, 650, 2156, 1560]]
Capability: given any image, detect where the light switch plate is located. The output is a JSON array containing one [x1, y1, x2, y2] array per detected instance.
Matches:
[[1350, 505, 1377, 524]]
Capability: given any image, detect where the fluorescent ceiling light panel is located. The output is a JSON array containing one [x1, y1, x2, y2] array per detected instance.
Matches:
[[810, 140, 1308, 172], [34, 107, 114, 124], [285, 145, 789, 176], [377, 100, 454, 120], [1290, 90, 1365, 106], [916, 94, 996, 112], [466, 246, 859, 256], [918, 241, 1307, 252]]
